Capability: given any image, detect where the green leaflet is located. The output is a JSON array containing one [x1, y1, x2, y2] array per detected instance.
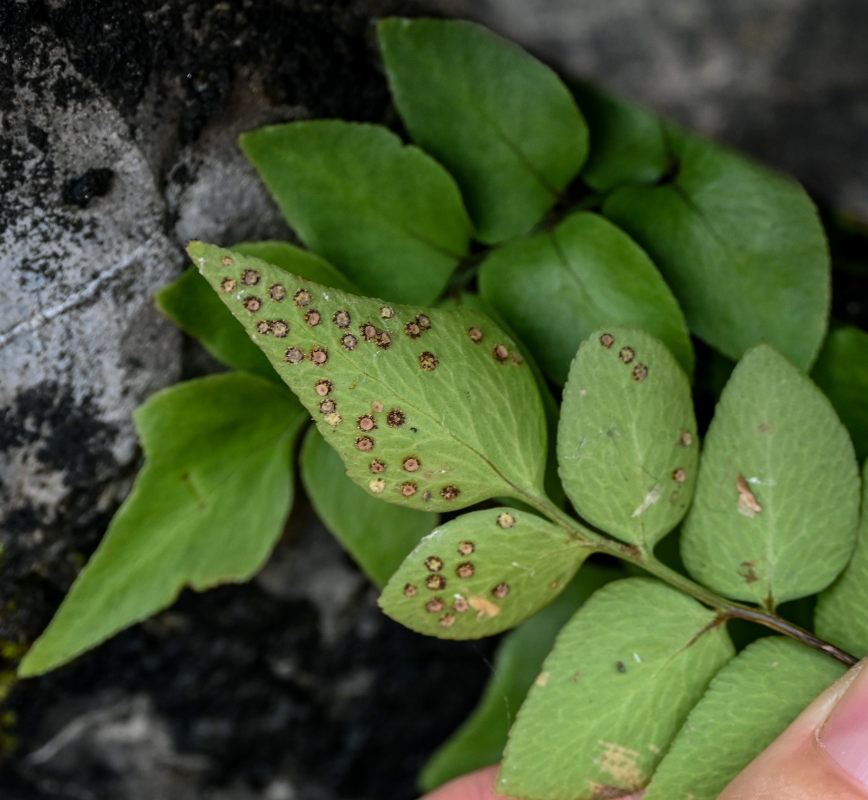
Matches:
[[681, 344, 860, 607], [558, 327, 698, 547], [456, 289, 566, 509], [815, 460, 868, 658], [573, 81, 670, 192], [19, 373, 307, 677], [378, 17, 588, 244], [380, 507, 588, 640], [299, 426, 437, 587], [499, 578, 734, 800], [240, 121, 471, 304], [812, 325, 868, 463], [644, 637, 846, 800], [479, 211, 693, 384], [190, 242, 547, 511], [156, 240, 354, 382], [603, 125, 830, 370], [419, 561, 624, 792]]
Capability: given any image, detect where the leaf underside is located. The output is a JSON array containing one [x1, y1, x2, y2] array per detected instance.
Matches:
[[190, 242, 548, 512], [643, 636, 846, 800], [815, 459, 868, 657], [419, 561, 625, 792], [681, 343, 860, 607], [499, 578, 734, 800], [156, 240, 353, 381], [379, 507, 589, 639], [558, 327, 699, 547], [300, 426, 437, 587]]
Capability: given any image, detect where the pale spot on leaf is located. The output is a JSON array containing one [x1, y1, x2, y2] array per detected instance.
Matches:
[[469, 595, 501, 618], [631, 483, 662, 518], [736, 473, 763, 518]]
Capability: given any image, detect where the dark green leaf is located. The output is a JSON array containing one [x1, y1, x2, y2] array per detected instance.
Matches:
[[419, 561, 624, 792], [190, 242, 547, 512], [644, 637, 846, 800], [379, 507, 589, 639], [240, 121, 471, 303], [603, 126, 830, 370], [812, 325, 868, 462], [19, 374, 308, 677], [573, 81, 670, 192], [499, 578, 734, 800], [479, 211, 693, 384], [300, 426, 437, 587], [378, 17, 588, 243], [558, 327, 698, 547], [156, 241, 353, 381], [815, 459, 868, 658], [682, 344, 860, 607]]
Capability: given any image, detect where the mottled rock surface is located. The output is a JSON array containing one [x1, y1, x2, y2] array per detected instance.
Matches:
[[2, 0, 867, 798]]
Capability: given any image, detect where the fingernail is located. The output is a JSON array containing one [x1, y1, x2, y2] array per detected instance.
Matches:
[[819, 660, 868, 786]]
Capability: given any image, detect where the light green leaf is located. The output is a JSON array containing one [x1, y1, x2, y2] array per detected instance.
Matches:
[[419, 561, 624, 792], [300, 426, 437, 587], [603, 126, 830, 370], [815, 460, 868, 658], [573, 81, 670, 192], [378, 17, 588, 244], [380, 507, 589, 639], [499, 578, 734, 800], [812, 325, 868, 463], [681, 343, 860, 607], [239, 121, 471, 304], [19, 373, 307, 677], [190, 242, 547, 512], [558, 327, 698, 547], [479, 211, 693, 384], [157, 265, 276, 380], [156, 240, 354, 382], [456, 289, 566, 509], [644, 636, 846, 800]]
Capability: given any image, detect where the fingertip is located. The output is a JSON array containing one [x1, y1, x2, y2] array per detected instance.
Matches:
[[721, 659, 868, 799], [418, 765, 509, 800]]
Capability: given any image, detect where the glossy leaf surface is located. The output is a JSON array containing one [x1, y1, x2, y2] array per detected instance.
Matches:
[[20, 374, 307, 677], [558, 327, 698, 547], [479, 211, 692, 384], [379, 507, 589, 639], [378, 17, 588, 243], [499, 578, 734, 800], [300, 426, 437, 587], [682, 344, 860, 607], [574, 81, 670, 192], [604, 126, 830, 370], [419, 562, 624, 791], [644, 637, 845, 800], [240, 121, 471, 303], [815, 460, 868, 658], [812, 325, 868, 462], [190, 242, 547, 511]]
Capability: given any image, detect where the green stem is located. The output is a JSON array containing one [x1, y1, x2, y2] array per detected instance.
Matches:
[[529, 492, 859, 668]]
